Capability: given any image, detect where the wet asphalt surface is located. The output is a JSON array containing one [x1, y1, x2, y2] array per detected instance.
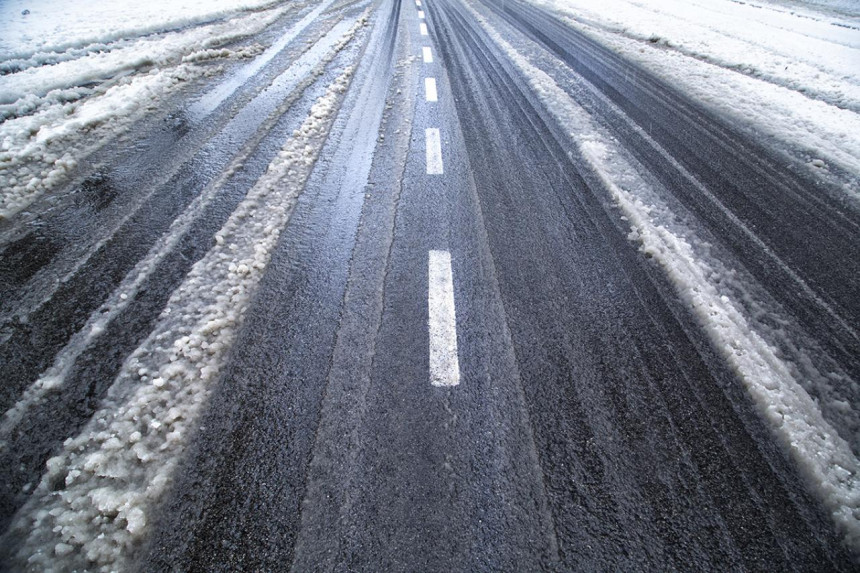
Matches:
[[1, 0, 858, 570]]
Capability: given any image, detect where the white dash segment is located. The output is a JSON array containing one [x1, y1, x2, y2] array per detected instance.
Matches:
[[416, 0, 422, 5], [425, 128, 443, 174], [422, 46, 433, 63], [418, 10, 425, 18], [429, 250, 460, 387], [420, 22, 428, 35], [425, 77, 438, 102]]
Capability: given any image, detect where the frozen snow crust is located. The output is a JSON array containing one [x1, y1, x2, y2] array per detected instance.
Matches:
[[1, 21, 362, 572], [0, 2, 293, 219]]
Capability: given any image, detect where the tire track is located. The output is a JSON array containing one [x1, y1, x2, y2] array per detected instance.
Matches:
[[0, 8, 361, 416], [429, 0, 853, 567], [485, 0, 860, 386], [0, 21, 364, 568]]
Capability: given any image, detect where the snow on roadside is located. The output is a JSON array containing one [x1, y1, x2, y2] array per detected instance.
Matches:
[[0, 5, 290, 220], [530, 0, 860, 196], [759, 0, 860, 20], [0, 12, 358, 353], [534, 0, 860, 110], [0, 0, 281, 62], [0, 6, 365, 465], [467, 1, 860, 555], [0, 8, 285, 108], [1, 53, 359, 573]]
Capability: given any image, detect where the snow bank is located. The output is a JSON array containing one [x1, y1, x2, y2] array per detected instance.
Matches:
[[0, 6, 287, 219], [468, 1, 860, 555], [531, 0, 860, 194], [0, 8, 281, 106], [0, 0, 280, 62], [1, 59, 358, 572], [1, 64, 199, 218]]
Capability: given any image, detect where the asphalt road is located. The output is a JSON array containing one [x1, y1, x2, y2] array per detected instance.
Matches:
[[0, 0, 857, 570]]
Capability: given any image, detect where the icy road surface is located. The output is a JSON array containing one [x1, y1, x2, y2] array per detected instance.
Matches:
[[0, 0, 859, 570]]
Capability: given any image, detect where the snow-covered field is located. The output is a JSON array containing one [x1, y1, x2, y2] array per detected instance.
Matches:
[[0, 0, 295, 218], [532, 0, 860, 198]]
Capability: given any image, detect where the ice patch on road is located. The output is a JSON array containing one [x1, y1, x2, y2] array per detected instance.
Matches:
[[469, 2, 860, 555], [585, 137, 860, 554], [1, 62, 357, 572], [190, 0, 340, 118]]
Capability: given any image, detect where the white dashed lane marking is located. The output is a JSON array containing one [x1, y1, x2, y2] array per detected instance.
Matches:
[[428, 250, 460, 387], [425, 77, 438, 102], [415, 2, 455, 385], [425, 128, 443, 174]]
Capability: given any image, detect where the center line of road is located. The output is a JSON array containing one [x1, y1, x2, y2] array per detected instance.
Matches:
[[416, 0, 421, 5], [420, 22, 428, 35], [429, 250, 460, 387], [418, 10, 425, 18], [424, 77, 438, 102], [422, 46, 433, 63], [425, 128, 443, 174]]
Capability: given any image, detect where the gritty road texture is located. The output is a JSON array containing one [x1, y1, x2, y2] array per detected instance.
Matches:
[[0, 0, 856, 570]]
